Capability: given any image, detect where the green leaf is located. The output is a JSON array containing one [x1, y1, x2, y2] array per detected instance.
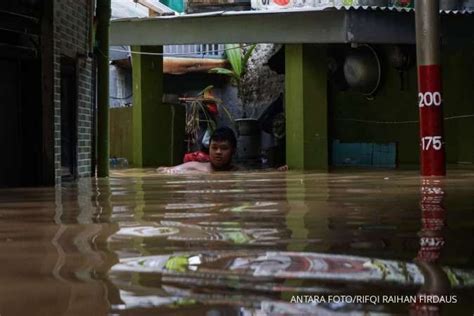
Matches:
[[224, 43, 242, 78], [198, 85, 214, 96], [209, 67, 235, 76], [209, 67, 240, 84]]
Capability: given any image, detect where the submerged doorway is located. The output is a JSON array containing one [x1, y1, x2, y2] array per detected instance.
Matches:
[[0, 57, 43, 188], [60, 59, 78, 180], [0, 60, 21, 187]]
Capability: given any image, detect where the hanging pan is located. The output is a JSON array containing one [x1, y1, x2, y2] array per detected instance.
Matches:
[[343, 44, 381, 96]]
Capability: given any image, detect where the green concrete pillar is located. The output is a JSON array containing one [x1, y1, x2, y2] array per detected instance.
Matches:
[[285, 44, 328, 171], [131, 46, 172, 167]]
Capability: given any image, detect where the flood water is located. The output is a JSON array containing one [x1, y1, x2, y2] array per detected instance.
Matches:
[[0, 169, 473, 315]]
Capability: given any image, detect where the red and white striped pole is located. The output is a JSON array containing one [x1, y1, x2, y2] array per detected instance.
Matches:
[[415, 0, 446, 176]]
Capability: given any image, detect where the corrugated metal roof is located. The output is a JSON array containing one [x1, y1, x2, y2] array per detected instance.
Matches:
[[110, 45, 131, 60], [111, 6, 474, 45], [113, 5, 473, 21], [315, 5, 473, 14], [250, 0, 473, 13], [250, 5, 473, 15]]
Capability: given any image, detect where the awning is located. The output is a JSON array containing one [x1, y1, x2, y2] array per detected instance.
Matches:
[[110, 7, 474, 46]]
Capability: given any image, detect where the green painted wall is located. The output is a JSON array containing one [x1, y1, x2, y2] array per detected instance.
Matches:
[[110, 104, 185, 167], [285, 44, 328, 171], [442, 48, 474, 166], [110, 107, 133, 164], [131, 45, 185, 167], [331, 45, 474, 167]]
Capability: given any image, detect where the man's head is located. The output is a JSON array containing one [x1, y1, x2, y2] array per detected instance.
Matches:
[[209, 127, 237, 171]]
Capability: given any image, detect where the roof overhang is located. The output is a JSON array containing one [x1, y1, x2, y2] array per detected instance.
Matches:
[[110, 8, 474, 46]]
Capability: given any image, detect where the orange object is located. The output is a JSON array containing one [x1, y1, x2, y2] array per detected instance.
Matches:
[[206, 103, 218, 115], [183, 151, 210, 163]]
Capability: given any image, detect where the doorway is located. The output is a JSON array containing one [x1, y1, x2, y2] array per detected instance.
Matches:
[[60, 58, 78, 180], [0, 59, 21, 187]]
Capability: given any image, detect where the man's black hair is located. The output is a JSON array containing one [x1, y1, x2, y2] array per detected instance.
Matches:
[[210, 127, 237, 149]]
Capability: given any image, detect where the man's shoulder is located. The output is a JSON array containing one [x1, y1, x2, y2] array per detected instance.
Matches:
[[182, 161, 211, 171], [157, 161, 211, 174]]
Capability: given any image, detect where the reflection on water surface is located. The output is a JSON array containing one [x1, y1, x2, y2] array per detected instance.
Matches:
[[0, 169, 473, 315]]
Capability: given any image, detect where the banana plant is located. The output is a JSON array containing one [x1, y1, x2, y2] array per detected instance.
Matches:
[[209, 44, 256, 118], [181, 85, 233, 151]]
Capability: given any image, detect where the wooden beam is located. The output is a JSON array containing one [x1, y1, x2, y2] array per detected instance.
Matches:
[[163, 57, 228, 74]]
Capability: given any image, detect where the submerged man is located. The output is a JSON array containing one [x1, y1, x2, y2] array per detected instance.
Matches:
[[157, 127, 239, 174]]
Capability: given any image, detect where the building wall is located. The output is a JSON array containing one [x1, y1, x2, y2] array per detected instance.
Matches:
[[110, 107, 133, 163], [109, 105, 186, 166], [53, 0, 95, 183], [109, 65, 133, 108], [331, 45, 474, 167], [441, 47, 474, 166]]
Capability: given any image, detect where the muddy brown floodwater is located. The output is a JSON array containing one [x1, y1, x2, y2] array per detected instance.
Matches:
[[0, 169, 473, 315]]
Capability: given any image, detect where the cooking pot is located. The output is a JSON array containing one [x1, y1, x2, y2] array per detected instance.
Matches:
[[343, 45, 381, 95]]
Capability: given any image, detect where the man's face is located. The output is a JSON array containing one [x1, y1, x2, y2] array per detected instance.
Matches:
[[209, 140, 234, 170]]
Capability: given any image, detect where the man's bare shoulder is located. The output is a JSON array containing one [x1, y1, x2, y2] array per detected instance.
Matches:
[[157, 161, 211, 174]]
